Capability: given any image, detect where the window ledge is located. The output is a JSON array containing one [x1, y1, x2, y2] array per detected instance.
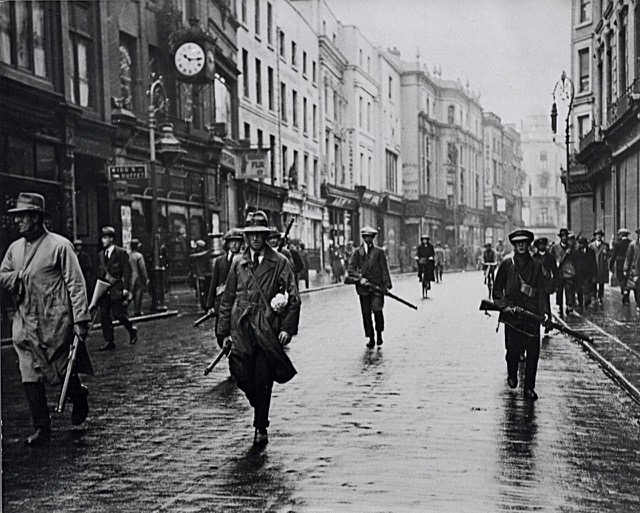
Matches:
[[574, 20, 593, 30]]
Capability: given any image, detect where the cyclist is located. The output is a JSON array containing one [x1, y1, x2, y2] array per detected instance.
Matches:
[[482, 242, 498, 294]]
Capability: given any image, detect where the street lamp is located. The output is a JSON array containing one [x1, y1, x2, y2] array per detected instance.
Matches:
[[148, 75, 186, 311], [551, 70, 575, 230]]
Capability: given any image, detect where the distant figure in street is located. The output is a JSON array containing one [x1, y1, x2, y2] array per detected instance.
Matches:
[[492, 229, 549, 401], [443, 244, 453, 271], [398, 242, 410, 273], [268, 228, 293, 266], [329, 242, 345, 284], [550, 228, 577, 315], [288, 241, 305, 284], [129, 239, 149, 316], [160, 244, 170, 293], [416, 235, 435, 285], [73, 239, 95, 296], [532, 237, 558, 322], [298, 243, 311, 289], [347, 226, 392, 348], [623, 228, 640, 311], [589, 229, 610, 305], [610, 228, 632, 304], [217, 211, 301, 447], [573, 237, 597, 308], [206, 229, 243, 347], [97, 226, 138, 351], [495, 239, 506, 263], [434, 242, 445, 283], [0, 193, 92, 445], [481, 242, 498, 288]]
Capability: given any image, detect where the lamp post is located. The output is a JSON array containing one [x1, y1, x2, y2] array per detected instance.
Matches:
[[148, 75, 186, 311], [551, 70, 575, 230]]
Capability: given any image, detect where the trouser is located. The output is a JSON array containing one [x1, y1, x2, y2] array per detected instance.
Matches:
[[100, 294, 135, 343], [576, 281, 593, 306], [131, 281, 144, 314], [359, 294, 385, 337], [23, 374, 84, 429], [616, 269, 629, 298], [435, 264, 443, 281], [557, 279, 576, 310], [235, 327, 273, 429], [505, 325, 540, 391], [592, 282, 605, 299]]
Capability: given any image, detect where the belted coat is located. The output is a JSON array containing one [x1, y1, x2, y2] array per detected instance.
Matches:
[[347, 244, 392, 296], [217, 245, 300, 384], [588, 241, 610, 284], [0, 230, 92, 384]]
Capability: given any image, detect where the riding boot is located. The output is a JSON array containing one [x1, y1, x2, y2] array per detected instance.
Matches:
[[23, 382, 51, 446]]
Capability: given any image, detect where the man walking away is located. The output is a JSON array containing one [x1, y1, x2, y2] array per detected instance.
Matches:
[[492, 229, 549, 401], [217, 211, 300, 446], [97, 226, 138, 350], [610, 228, 632, 304], [550, 228, 576, 315], [0, 193, 92, 445], [434, 242, 445, 283], [129, 239, 149, 316], [347, 226, 392, 348], [574, 237, 597, 308], [589, 229, 610, 305], [623, 228, 640, 312]]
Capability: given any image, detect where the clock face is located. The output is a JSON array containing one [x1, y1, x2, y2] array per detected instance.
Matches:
[[174, 42, 205, 77]]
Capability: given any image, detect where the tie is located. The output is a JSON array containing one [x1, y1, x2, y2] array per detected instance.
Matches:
[[253, 252, 260, 268]]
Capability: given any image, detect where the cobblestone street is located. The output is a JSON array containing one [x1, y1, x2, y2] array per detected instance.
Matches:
[[3, 272, 640, 512]]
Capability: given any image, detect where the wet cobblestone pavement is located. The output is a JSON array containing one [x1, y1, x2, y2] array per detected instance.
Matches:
[[2, 271, 640, 512]]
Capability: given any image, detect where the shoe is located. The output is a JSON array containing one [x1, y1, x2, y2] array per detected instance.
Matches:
[[598, 298, 603, 305], [71, 386, 89, 426], [98, 342, 116, 351], [523, 389, 538, 401], [376, 333, 383, 346], [129, 327, 138, 345], [507, 378, 518, 389], [25, 426, 51, 446], [366, 337, 375, 349], [253, 428, 268, 446], [544, 325, 551, 334]]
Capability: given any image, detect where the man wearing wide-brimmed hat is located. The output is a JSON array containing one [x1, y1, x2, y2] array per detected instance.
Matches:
[[550, 227, 576, 315], [347, 226, 393, 348], [610, 228, 632, 303], [217, 210, 301, 447], [0, 193, 92, 445], [205, 228, 244, 346], [588, 229, 610, 304], [492, 229, 549, 401]]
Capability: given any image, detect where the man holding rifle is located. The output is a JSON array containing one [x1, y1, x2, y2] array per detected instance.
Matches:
[[347, 226, 393, 348], [492, 229, 550, 401], [0, 193, 92, 446]]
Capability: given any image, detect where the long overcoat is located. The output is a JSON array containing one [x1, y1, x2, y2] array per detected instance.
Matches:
[[347, 244, 392, 296], [588, 241, 610, 284], [217, 245, 300, 384], [205, 252, 235, 313], [98, 245, 132, 300], [0, 230, 91, 384]]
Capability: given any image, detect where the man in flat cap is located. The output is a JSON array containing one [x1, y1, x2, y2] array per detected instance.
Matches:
[[589, 229, 610, 305], [206, 228, 244, 347], [0, 193, 92, 445], [492, 229, 550, 401], [623, 228, 640, 311], [347, 226, 392, 348], [97, 226, 138, 350], [217, 211, 300, 446], [610, 228, 632, 304]]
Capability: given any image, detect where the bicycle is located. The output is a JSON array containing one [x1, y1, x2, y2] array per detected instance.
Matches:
[[419, 258, 434, 298], [483, 262, 498, 298]]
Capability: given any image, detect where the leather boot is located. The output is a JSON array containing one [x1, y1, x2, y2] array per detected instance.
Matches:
[[23, 382, 51, 446], [67, 377, 90, 426], [376, 332, 384, 346], [253, 428, 268, 446], [366, 337, 375, 349]]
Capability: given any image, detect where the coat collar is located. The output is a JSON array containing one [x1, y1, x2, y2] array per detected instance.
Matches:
[[240, 244, 278, 278]]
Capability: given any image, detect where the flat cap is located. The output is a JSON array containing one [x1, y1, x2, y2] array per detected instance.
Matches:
[[508, 229, 534, 244], [223, 228, 244, 241], [618, 228, 631, 236], [360, 226, 378, 236], [101, 226, 117, 236], [594, 228, 605, 236]]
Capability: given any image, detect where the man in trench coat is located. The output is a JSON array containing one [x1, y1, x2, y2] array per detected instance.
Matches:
[[0, 193, 92, 445], [588, 229, 610, 305], [217, 211, 301, 446]]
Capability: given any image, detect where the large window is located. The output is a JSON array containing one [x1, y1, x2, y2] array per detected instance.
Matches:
[[267, 2, 273, 45], [578, 48, 590, 92], [242, 49, 249, 98], [447, 105, 455, 125], [254, 0, 260, 35], [579, 0, 591, 23], [386, 150, 398, 193], [280, 82, 287, 122], [0, 1, 51, 79], [267, 66, 274, 110], [70, 1, 97, 107], [255, 57, 262, 104], [292, 89, 298, 127], [303, 97, 308, 135]]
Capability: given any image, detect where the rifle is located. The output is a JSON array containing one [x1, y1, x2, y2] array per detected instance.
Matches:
[[57, 279, 111, 414], [278, 218, 295, 252], [345, 276, 418, 310], [203, 338, 233, 376], [479, 299, 593, 343], [194, 310, 215, 327]]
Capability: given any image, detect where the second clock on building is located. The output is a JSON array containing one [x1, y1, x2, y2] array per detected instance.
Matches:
[[174, 42, 205, 77]]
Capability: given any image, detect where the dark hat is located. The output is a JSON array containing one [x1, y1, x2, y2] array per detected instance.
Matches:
[[558, 228, 569, 236], [361, 226, 378, 236], [508, 229, 534, 244], [618, 228, 630, 236], [243, 210, 272, 234], [420, 234, 430, 240], [578, 237, 589, 245], [269, 227, 281, 238], [131, 238, 141, 248], [7, 192, 49, 215], [568, 231, 576, 239], [534, 237, 549, 246], [484, 242, 492, 247], [101, 226, 117, 237], [594, 228, 605, 236], [223, 228, 244, 241]]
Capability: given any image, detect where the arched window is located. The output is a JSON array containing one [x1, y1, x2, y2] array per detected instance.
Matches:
[[447, 105, 455, 124]]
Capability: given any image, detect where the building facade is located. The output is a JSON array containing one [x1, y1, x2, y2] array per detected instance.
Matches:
[[573, 0, 640, 237]]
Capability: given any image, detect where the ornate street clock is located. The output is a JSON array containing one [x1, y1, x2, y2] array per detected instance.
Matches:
[[174, 42, 206, 77], [171, 23, 217, 84]]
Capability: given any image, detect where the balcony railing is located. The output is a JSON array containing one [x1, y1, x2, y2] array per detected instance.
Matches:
[[607, 78, 639, 127], [579, 126, 602, 153]]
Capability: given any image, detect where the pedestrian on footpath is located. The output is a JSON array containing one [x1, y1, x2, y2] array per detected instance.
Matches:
[[574, 237, 597, 308], [416, 235, 435, 284], [97, 226, 138, 351], [347, 226, 393, 349], [298, 243, 311, 289], [217, 211, 300, 447], [623, 228, 640, 311], [495, 239, 506, 263], [610, 228, 632, 304], [492, 229, 550, 401], [205, 228, 243, 347], [0, 193, 92, 445], [398, 241, 409, 273], [443, 244, 453, 272], [532, 238, 558, 324], [550, 228, 577, 315], [588, 229, 610, 305], [434, 242, 445, 283], [129, 239, 149, 317]]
